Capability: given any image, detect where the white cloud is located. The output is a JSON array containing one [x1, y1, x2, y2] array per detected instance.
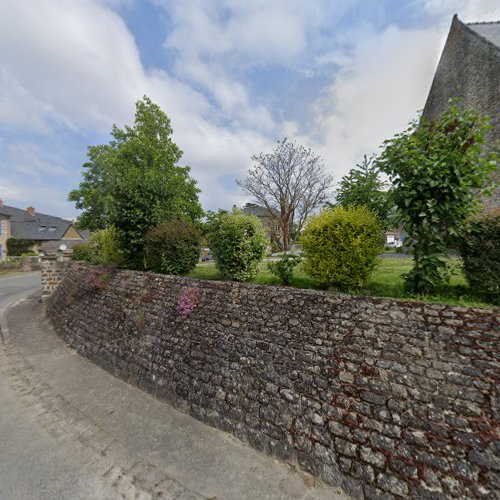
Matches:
[[310, 25, 443, 176], [305, 0, 500, 181], [423, 0, 500, 21], [1, 0, 499, 218], [0, 0, 277, 213]]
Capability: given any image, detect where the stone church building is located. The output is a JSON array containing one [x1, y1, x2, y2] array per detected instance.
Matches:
[[423, 15, 500, 210]]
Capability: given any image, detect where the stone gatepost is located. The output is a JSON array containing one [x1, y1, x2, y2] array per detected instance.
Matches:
[[40, 255, 70, 302]]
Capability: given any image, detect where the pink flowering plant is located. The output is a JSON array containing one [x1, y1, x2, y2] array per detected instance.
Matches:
[[176, 287, 200, 319]]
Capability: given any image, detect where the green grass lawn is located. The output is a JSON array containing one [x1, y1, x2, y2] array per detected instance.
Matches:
[[189, 257, 495, 308]]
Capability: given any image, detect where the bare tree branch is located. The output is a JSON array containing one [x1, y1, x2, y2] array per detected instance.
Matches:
[[237, 139, 333, 250]]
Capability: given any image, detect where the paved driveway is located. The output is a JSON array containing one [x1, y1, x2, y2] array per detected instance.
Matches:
[[0, 285, 347, 499]]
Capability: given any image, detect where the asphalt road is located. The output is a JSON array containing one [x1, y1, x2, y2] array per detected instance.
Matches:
[[0, 273, 347, 500], [0, 272, 40, 321]]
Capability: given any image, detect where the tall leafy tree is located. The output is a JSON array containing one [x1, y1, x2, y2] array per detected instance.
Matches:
[[237, 139, 333, 251], [334, 154, 391, 225], [377, 104, 497, 294], [69, 96, 203, 268]]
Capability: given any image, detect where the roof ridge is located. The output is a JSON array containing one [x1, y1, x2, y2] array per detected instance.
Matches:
[[467, 20, 500, 26], [2, 204, 70, 222], [461, 18, 500, 53]]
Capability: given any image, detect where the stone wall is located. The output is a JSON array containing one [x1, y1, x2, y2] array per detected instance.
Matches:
[[46, 262, 500, 499]]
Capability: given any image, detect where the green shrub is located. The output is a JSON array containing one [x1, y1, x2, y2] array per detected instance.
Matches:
[[71, 226, 126, 266], [92, 226, 126, 266], [459, 209, 500, 304], [268, 254, 301, 285], [6, 238, 35, 256], [71, 243, 96, 263], [145, 220, 201, 275], [302, 206, 383, 289], [206, 211, 268, 281]]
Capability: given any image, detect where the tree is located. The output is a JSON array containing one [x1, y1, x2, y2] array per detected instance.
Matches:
[[69, 96, 203, 268], [237, 139, 333, 251], [334, 155, 391, 226], [377, 104, 497, 294]]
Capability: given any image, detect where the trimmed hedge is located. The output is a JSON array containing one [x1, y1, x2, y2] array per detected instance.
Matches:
[[6, 238, 36, 256], [206, 211, 268, 282], [145, 220, 201, 275], [302, 206, 383, 290], [460, 208, 500, 304]]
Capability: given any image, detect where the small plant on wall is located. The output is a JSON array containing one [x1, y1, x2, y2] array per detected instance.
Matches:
[[176, 288, 200, 319]]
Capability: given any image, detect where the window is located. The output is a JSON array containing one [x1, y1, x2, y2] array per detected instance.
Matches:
[[39, 226, 47, 232], [49, 226, 57, 232]]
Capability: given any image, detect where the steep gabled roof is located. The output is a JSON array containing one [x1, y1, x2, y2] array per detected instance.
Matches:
[[0, 204, 81, 241], [467, 20, 500, 50]]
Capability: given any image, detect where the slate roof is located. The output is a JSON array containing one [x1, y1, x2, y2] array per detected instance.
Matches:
[[467, 21, 500, 49], [242, 203, 279, 218], [0, 204, 81, 241]]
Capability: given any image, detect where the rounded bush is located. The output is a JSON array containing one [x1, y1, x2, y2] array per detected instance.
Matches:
[[145, 220, 201, 275], [302, 206, 383, 289], [206, 211, 268, 281], [459, 208, 500, 304]]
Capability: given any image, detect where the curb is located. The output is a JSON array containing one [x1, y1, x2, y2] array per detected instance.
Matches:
[[0, 290, 41, 342]]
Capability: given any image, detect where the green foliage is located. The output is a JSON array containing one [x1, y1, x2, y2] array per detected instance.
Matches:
[[459, 209, 500, 304], [302, 206, 383, 290], [145, 220, 201, 275], [71, 243, 95, 263], [377, 104, 497, 294], [267, 254, 301, 285], [206, 211, 268, 282], [69, 96, 203, 268], [334, 155, 392, 225], [6, 238, 36, 256], [71, 226, 125, 266], [91, 226, 126, 266]]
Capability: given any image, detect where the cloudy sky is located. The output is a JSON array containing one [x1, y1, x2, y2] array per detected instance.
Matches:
[[1, 0, 499, 219]]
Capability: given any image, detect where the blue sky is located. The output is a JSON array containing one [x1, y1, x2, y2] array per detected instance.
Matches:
[[1, 0, 499, 219]]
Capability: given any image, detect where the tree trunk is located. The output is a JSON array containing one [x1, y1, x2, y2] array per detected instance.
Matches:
[[282, 218, 291, 251]]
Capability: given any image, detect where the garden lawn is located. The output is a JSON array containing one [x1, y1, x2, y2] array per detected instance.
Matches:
[[188, 257, 494, 308]]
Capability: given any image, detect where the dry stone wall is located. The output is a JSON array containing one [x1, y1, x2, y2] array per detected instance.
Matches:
[[46, 262, 500, 499]]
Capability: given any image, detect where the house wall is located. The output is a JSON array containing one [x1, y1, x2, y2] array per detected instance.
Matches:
[[0, 217, 10, 259], [45, 261, 500, 499], [422, 16, 500, 210]]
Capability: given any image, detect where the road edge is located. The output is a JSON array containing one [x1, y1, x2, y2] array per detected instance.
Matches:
[[0, 289, 41, 342]]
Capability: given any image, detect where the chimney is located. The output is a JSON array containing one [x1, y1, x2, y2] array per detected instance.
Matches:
[[26, 206, 36, 216]]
